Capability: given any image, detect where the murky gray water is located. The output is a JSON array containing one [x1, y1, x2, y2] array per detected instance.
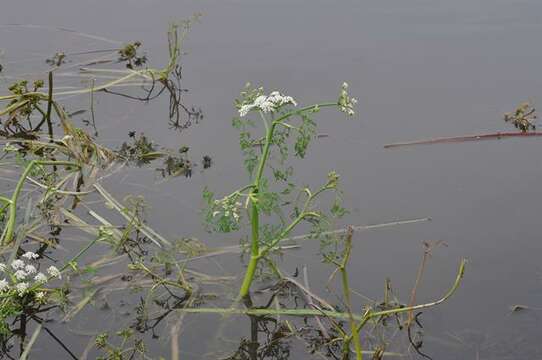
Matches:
[[2, 0, 542, 358]]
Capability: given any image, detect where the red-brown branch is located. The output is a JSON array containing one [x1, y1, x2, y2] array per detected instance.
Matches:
[[384, 131, 542, 149]]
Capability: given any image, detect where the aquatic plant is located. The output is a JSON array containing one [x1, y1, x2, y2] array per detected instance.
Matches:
[[204, 82, 357, 300]]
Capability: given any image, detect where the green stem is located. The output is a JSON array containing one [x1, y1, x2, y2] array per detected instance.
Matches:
[[21, 232, 101, 295], [250, 203, 260, 258], [352, 259, 467, 335], [340, 228, 363, 360], [272, 102, 337, 125], [59, 235, 101, 273], [238, 182, 263, 299], [260, 182, 325, 255], [260, 212, 308, 256], [238, 118, 276, 299], [238, 255, 259, 299], [254, 122, 276, 184], [179, 259, 465, 322], [0, 196, 11, 204], [1, 160, 79, 245], [238, 199, 261, 298]]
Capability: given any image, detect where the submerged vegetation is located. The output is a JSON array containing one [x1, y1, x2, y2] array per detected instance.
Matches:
[[0, 20, 468, 360]]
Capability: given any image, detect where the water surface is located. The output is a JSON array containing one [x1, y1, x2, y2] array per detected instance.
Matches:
[[1, 1, 542, 358]]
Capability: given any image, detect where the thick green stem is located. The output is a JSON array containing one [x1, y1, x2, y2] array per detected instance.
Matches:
[[238, 199, 261, 299], [1, 160, 79, 245], [238, 122, 275, 299], [254, 123, 276, 184], [340, 228, 363, 360], [343, 268, 363, 360], [239, 254, 259, 299], [250, 200, 260, 257]]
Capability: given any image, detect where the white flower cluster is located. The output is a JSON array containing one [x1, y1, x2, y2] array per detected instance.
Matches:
[[239, 91, 297, 117], [0, 252, 60, 298], [213, 196, 242, 221], [338, 82, 357, 116]]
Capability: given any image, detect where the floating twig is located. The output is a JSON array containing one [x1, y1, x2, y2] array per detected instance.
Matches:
[[384, 131, 542, 149]]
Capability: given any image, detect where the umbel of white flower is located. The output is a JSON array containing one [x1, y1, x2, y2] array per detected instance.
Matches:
[[0, 252, 60, 298], [34, 273, 48, 283], [11, 259, 25, 270], [338, 82, 357, 116], [22, 251, 40, 260], [238, 84, 357, 118], [239, 91, 297, 117], [15, 282, 29, 296], [47, 266, 61, 279], [213, 195, 242, 221]]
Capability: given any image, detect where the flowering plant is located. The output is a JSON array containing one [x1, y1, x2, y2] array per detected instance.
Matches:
[[204, 83, 356, 299], [0, 252, 62, 335]]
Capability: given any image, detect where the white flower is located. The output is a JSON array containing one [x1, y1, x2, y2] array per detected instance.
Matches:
[[15, 282, 29, 296], [34, 273, 47, 283], [253, 95, 268, 106], [267, 91, 297, 107], [47, 266, 61, 279], [11, 259, 25, 270], [0, 279, 9, 292], [0, 263, 6, 272], [14, 270, 28, 280], [238, 90, 297, 117], [24, 265, 37, 275], [212, 211, 220, 217], [35, 291, 46, 300], [239, 104, 255, 116], [22, 252, 39, 260], [338, 82, 357, 116]]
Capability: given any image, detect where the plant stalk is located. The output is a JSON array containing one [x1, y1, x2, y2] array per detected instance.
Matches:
[[237, 102, 343, 299], [1, 160, 79, 245]]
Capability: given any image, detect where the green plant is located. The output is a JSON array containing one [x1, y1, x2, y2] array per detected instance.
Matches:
[[504, 101, 537, 132], [0, 252, 58, 336], [95, 329, 147, 360], [0, 159, 80, 245], [204, 82, 357, 300]]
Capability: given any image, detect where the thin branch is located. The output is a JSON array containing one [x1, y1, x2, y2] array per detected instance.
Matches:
[[384, 131, 542, 149]]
